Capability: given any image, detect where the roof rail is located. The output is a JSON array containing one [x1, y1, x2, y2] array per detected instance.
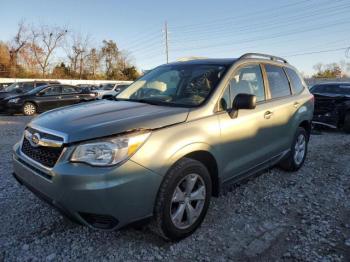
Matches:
[[176, 56, 208, 62], [239, 53, 288, 64]]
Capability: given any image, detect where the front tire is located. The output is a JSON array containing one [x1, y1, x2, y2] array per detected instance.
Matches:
[[22, 102, 37, 116], [150, 158, 212, 241], [279, 127, 308, 171]]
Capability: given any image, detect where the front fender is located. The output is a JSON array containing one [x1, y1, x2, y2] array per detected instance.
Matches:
[[167, 142, 221, 175]]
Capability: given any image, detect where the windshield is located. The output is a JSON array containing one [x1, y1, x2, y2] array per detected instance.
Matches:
[[117, 64, 227, 107], [312, 85, 350, 95], [2, 83, 21, 92], [26, 85, 50, 95]]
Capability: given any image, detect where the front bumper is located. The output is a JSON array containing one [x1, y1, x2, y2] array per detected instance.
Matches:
[[0, 101, 23, 114], [12, 142, 162, 230], [312, 112, 339, 128]]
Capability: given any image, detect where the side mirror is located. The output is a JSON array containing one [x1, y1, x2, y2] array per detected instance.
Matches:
[[229, 94, 256, 118]]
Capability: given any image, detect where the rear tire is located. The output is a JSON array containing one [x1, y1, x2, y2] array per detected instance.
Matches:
[[150, 158, 212, 241], [279, 127, 308, 172], [344, 111, 350, 133], [22, 102, 37, 116]]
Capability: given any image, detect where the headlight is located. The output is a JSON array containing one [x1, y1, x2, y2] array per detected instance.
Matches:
[[70, 132, 150, 166], [8, 98, 20, 103]]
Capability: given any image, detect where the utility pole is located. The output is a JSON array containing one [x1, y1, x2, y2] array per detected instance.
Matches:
[[164, 21, 169, 63]]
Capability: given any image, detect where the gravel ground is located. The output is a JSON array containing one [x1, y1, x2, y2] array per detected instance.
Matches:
[[0, 115, 349, 261]]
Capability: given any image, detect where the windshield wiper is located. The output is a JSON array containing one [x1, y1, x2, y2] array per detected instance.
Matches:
[[115, 97, 189, 107]]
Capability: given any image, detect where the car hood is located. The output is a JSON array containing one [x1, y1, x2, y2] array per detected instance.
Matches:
[[313, 92, 350, 99], [0, 92, 17, 100], [28, 100, 189, 143]]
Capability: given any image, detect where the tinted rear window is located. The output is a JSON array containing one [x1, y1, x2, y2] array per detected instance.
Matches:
[[285, 67, 304, 94], [265, 64, 291, 99]]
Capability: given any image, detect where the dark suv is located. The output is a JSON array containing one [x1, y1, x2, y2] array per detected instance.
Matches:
[[2, 84, 97, 115], [310, 82, 350, 132]]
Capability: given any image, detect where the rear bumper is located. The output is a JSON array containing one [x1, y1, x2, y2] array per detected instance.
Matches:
[[12, 142, 162, 230]]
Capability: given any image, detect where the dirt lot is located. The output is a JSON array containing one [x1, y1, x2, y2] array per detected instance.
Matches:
[[0, 116, 349, 261]]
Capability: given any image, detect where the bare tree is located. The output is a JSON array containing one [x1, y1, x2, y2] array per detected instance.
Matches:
[[313, 63, 323, 74], [101, 40, 120, 77], [65, 33, 90, 78], [86, 48, 102, 79], [8, 21, 28, 77], [30, 25, 68, 77]]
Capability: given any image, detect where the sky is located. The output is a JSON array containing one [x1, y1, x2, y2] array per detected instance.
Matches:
[[1, 0, 350, 76]]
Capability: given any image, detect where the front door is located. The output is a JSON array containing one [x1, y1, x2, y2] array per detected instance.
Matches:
[[218, 63, 276, 182], [35, 85, 62, 111]]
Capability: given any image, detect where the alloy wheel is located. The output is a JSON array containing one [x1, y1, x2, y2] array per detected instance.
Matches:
[[294, 134, 306, 165], [170, 173, 206, 229], [23, 103, 36, 115]]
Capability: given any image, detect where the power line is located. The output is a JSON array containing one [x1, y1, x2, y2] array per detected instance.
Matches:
[[170, 3, 350, 43], [169, 0, 346, 35], [284, 46, 349, 57], [170, 19, 350, 52], [168, 0, 314, 31]]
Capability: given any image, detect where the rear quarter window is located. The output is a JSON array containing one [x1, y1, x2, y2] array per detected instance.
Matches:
[[265, 64, 291, 99], [285, 67, 305, 94]]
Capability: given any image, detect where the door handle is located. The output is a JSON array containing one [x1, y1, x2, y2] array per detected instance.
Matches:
[[293, 102, 300, 108], [264, 111, 273, 119]]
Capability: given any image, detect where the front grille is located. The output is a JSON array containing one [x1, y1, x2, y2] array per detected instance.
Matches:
[[314, 96, 337, 114], [21, 137, 63, 168]]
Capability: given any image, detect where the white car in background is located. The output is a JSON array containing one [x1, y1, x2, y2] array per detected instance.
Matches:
[[95, 82, 132, 99]]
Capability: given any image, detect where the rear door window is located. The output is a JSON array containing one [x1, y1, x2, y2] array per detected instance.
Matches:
[[285, 67, 305, 94], [62, 86, 79, 94], [265, 64, 291, 99]]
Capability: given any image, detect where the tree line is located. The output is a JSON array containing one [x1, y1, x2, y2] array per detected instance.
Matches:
[[312, 61, 350, 79], [0, 22, 140, 80]]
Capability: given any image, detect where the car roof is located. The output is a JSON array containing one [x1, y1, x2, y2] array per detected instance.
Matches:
[[313, 82, 350, 86]]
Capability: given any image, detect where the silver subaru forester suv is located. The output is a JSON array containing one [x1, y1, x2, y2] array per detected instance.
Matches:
[[12, 53, 314, 240]]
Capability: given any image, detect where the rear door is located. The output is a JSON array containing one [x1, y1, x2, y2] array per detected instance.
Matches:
[[59, 85, 81, 106], [261, 64, 295, 155]]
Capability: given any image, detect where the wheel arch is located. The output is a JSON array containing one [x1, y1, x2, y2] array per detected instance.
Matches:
[[298, 120, 312, 140], [183, 151, 220, 197], [167, 144, 221, 197]]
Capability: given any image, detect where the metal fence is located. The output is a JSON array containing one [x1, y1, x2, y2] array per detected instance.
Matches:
[[0, 78, 132, 85]]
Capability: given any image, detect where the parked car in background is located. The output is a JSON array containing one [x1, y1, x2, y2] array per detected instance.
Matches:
[[12, 53, 313, 240], [76, 84, 100, 91], [0, 81, 59, 94], [310, 82, 350, 133], [0, 81, 60, 113], [0, 82, 13, 90], [95, 83, 131, 99], [1, 84, 97, 115]]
